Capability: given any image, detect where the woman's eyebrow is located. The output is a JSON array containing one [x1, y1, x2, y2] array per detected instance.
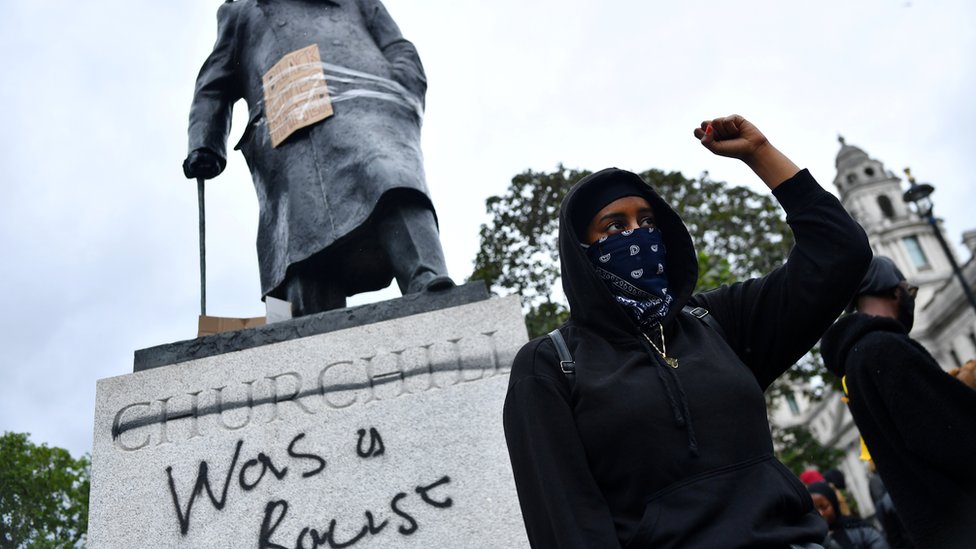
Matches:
[[596, 211, 627, 223]]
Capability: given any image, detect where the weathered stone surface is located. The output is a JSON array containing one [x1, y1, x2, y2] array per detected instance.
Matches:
[[90, 296, 528, 548], [134, 282, 489, 372]]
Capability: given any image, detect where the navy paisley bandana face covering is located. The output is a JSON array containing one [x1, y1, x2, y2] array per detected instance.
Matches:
[[584, 227, 673, 327]]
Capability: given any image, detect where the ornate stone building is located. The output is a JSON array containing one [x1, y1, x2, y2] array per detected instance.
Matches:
[[833, 137, 976, 364], [770, 137, 976, 519]]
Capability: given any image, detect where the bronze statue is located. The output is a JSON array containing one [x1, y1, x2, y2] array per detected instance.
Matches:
[[184, 0, 453, 317]]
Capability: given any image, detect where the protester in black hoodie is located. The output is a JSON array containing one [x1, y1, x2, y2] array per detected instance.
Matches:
[[503, 114, 872, 548], [808, 482, 889, 549], [820, 256, 976, 548]]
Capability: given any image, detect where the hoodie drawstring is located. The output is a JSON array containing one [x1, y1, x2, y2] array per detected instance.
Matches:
[[653, 363, 684, 425], [643, 331, 699, 457], [663, 365, 699, 457]]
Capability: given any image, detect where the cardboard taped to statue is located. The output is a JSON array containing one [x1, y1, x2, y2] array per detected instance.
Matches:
[[262, 44, 334, 148]]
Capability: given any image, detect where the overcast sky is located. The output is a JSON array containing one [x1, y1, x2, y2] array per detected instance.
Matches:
[[1, 0, 974, 458]]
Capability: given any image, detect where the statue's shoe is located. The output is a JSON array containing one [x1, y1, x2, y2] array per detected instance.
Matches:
[[423, 275, 456, 292]]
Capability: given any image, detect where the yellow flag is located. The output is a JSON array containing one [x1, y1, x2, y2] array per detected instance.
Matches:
[[842, 376, 872, 461]]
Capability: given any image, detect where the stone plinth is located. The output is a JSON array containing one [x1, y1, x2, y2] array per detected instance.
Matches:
[[133, 282, 491, 372], [89, 295, 529, 548]]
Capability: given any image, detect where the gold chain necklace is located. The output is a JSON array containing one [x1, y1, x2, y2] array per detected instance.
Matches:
[[642, 324, 679, 368]]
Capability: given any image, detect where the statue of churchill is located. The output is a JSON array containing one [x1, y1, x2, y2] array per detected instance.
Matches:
[[183, 0, 454, 317]]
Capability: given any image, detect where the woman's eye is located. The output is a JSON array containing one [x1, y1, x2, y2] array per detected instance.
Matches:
[[640, 217, 656, 227], [606, 221, 625, 232]]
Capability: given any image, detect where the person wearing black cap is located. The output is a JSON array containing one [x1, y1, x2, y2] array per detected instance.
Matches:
[[820, 256, 976, 549], [824, 468, 856, 517], [808, 482, 889, 549], [503, 114, 872, 548]]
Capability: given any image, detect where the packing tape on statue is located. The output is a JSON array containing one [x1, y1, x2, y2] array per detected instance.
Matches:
[[261, 59, 425, 147], [322, 62, 424, 119]]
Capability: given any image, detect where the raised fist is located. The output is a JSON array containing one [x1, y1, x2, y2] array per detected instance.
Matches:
[[693, 114, 770, 162], [949, 359, 976, 390]]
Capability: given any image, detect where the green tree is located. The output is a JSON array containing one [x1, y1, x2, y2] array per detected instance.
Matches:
[[470, 165, 582, 336], [772, 424, 845, 476], [0, 432, 90, 548]]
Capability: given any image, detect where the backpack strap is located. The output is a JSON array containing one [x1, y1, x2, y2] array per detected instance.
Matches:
[[547, 306, 725, 380], [682, 305, 727, 341], [547, 328, 575, 376]]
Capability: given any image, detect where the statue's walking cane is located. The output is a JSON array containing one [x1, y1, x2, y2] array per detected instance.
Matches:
[[197, 177, 207, 316]]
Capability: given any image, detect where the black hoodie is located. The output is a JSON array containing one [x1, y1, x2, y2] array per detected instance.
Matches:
[[820, 313, 976, 549], [504, 168, 871, 548]]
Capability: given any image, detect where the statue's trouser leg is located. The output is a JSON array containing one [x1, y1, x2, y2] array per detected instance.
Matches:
[[279, 268, 347, 317], [378, 202, 451, 294]]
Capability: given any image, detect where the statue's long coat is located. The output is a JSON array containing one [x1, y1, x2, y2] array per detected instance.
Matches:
[[188, 0, 431, 296]]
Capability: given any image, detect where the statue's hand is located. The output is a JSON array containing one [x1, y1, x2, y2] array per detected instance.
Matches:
[[183, 149, 224, 180]]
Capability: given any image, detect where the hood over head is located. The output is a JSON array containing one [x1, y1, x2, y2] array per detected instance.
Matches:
[[571, 177, 649, 239], [807, 481, 841, 516], [856, 256, 905, 297], [851, 255, 916, 331], [559, 168, 698, 336], [824, 468, 846, 490], [820, 313, 908, 377]]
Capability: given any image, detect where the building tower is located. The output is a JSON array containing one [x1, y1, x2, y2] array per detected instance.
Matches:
[[832, 136, 976, 368]]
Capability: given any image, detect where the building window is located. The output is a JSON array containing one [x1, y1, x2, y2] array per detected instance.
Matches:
[[903, 236, 930, 269], [846, 173, 858, 184], [785, 393, 800, 416], [950, 349, 962, 367], [865, 166, 876, 177], [877, 195, 895, 219]]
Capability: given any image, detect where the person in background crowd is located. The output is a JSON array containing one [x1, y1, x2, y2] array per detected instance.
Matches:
[[868, 462, 915, 549], [825, 468, 856, 517], [809, 482, 889, 549], [820, 256, 976, 548], [801, 468, 826, 486]]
